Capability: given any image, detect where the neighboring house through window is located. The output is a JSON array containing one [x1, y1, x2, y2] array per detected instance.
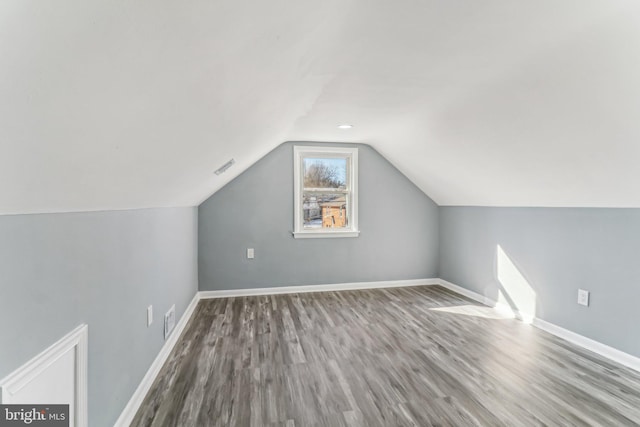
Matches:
[[293, 146, 359, 238]]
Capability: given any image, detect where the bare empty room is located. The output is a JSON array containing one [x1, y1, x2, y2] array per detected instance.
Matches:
[[2, 1, 640, 426]]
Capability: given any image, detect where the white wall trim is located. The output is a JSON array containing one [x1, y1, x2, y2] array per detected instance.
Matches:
[[292, 230, 360, 239], [437, 279, 640, 373], [116, 277, 640, 426], [0, 324, 88, 427], [114, 294, 200, 427], [436, 279, 501, 308], [436, 279, 536, 322], [199, 278, 440, 299], [531, 318, 640, 372]]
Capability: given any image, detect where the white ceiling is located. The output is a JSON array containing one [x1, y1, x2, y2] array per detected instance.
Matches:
[[2, 0, 640, 214]]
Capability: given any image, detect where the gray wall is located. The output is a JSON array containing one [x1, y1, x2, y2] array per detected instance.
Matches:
[[439, 207, 640, 358], [0, 207, 198, 427], [199, 142, 440, 290]]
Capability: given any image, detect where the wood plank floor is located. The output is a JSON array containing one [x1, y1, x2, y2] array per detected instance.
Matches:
[[130, 286, 640, 426]]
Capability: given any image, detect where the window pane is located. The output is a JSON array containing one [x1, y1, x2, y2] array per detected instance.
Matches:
[[302, 193, 349, 229], [303, 158, 347, 189]]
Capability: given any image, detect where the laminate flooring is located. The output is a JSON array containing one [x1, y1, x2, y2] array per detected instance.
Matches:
[[130, 286, 640, 426]]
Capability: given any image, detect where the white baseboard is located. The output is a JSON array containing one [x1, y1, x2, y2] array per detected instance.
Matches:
[[438, 279, 640, 373], [116, 277, 640, 426], [436, 279, 535, 323], [436, 279, 501, 308], [531, 317, 640, 372], [114, 294, 200, 427], [198, 278, 440, 299]]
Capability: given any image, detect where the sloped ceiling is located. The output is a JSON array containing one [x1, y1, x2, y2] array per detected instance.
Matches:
[[2, 0, 640, 214]]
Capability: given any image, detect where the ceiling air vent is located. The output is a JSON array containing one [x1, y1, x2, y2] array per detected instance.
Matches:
[[214, 159, 235, 175]]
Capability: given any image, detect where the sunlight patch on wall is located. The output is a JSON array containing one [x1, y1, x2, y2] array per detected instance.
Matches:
[[496, 245, 536, 323]]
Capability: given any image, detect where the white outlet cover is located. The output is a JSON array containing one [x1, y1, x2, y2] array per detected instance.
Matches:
[[578, 289, 590, 306], [247, 248, 255, 259], [147, 305, 153, 327]]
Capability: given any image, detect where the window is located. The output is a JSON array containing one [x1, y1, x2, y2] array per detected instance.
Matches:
[[293, 146, 359, 238]]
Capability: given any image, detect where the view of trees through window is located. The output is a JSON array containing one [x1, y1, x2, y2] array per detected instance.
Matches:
[[303, 159, 346, 188], [302, 158, 348, 229]]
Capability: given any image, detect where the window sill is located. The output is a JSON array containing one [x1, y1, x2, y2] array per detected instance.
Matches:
[[293, 230, 360, 239]]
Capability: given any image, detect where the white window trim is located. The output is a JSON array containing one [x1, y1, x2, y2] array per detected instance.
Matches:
[[293, 145, 359, 239]]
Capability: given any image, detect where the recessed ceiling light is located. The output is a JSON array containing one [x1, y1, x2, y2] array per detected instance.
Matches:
[[337, 124, 353, 129]]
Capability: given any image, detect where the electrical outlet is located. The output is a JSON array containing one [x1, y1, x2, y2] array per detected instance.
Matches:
[[577, 289, 590, 306], [164, 305, 176, 339], [247, 248, 255, 259], [147, 305, 153, 327]]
